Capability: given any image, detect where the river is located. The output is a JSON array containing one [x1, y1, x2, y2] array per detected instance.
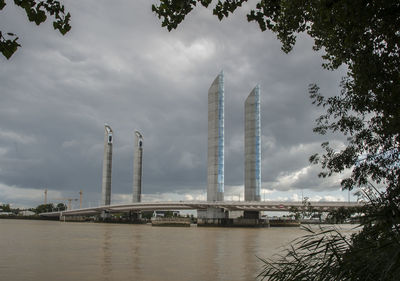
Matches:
[[0, 219, 356, 281]]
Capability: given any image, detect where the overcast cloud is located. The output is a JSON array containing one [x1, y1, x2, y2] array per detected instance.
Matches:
[[0, 0, 351, 208]]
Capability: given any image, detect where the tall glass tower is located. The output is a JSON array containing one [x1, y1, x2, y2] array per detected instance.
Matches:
[[207, 71, 224, 202], [101, 124, 113, 206], [245, 85, 261, 202]]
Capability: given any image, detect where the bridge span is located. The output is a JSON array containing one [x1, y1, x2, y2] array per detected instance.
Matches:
[[40, 201, 362, 217]]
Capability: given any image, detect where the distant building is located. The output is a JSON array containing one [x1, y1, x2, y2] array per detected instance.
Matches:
[[19, 210, 35, 216], [152, 210, 180, 218], [229, 211, 244, 219]]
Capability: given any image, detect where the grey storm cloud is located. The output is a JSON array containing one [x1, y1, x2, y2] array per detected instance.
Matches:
[[0, 0, 347, 206]]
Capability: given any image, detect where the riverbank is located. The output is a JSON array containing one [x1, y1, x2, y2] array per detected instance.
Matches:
[[0, 215, 58, 220], [0, 215, 360, 227]]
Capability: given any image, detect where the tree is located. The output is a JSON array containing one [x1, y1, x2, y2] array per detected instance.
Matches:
[[258, 186, 400, 281], [0, 0, 71, 59], [1, 203, 11, 212], [325, 206, 360, 224], [153, 1, 400, 280], [141, 211, 154, 219], [35, 203, 54, 214], [289, 197, 314, 220], [164, 211, 174, 218], [56, 202, 66, 211]]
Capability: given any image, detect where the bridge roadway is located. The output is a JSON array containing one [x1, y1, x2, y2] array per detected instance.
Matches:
[[40, 201, 362, 217]]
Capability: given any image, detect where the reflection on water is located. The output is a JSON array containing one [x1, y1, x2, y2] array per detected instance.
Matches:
[[0, 220, 357, 281], [129, 227, 143, 279], [101, 227, 112, 281]]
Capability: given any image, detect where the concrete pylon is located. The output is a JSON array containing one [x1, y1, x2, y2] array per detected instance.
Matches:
[[101, 124, 113, 206], [207, 71, 224, 202], [132, 131, 143, 203], [244, 85, 261, 219]]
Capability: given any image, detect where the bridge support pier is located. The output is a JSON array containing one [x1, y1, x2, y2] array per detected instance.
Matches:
[[243, 211, 260, 219], [59, 211, 66, 222], [100, 210, 111, 220], [197, 207, 228, 220], [129, 211, 142, 222], [197, 208, 268, 227]]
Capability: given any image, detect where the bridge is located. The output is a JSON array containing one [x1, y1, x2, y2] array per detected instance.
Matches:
[[40, 200, 362, 217]]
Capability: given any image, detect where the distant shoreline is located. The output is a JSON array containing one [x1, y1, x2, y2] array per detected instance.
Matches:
[[0, 215, 58, 220], [1, 216, 360, 227]]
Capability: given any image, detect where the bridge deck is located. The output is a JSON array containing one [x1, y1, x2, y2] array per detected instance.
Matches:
[[40, 201, 362, 217]]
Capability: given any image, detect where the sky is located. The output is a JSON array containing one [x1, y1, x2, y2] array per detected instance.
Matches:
[[0, 0, 355, 209]]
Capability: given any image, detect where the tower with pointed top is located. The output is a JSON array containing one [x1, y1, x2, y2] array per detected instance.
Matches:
[[245, 85, 261, 202], [101, 124, 113, 205], [133, 131, 143, 203], [207, 71, 225, 202], [244, 86, 261, 219]]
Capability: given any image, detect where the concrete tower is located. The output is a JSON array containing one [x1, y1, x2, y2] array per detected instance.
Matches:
[[244, 86, 261, 218], [101, 124, 113, 206], [207, 71, 225, 202], [132, 131, 143, 203]]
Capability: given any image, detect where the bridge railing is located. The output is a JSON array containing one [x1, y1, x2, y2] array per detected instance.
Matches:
[[39, 201, 363, 217]]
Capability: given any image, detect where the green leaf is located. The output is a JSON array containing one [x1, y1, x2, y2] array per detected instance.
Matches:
[[0, 37, 21, 59], [0, 0, 6, 10]]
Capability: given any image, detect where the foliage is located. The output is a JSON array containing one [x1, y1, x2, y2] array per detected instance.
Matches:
[[288, 207, 301, 220], [141, 211, 153, 219], [1, 203, 12, 212], [325, 206, 360, 224], [163, 211, 175, 218], [260, 185, 400, 281], [343, 191, 400, 280], [0, 0, 71, 59], [289, 197, 321, 221], [259, 225, 352, 280], [35, 203, 54, 214], [0, 204, 20, 214], [56, 202, 66, 211], [152, 1, 400, 280]]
